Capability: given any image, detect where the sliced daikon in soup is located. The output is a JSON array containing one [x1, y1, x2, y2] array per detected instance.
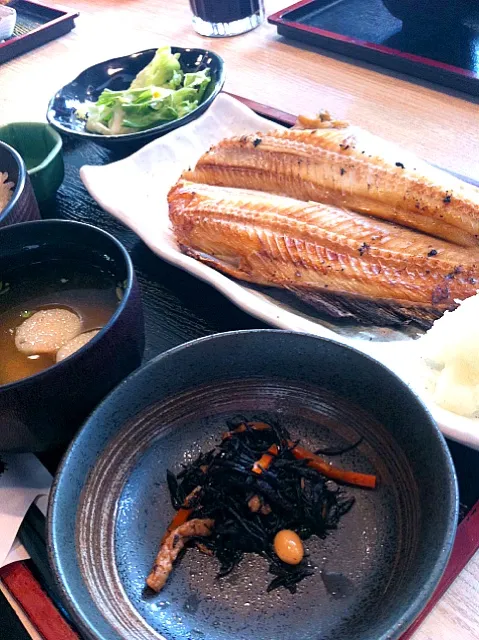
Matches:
[[0, 259, 121, 385]]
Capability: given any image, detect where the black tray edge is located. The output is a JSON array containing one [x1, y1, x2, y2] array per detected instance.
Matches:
[[268, 0, 479, 97]]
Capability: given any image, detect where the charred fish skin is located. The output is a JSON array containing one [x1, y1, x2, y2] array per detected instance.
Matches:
[[185, 128, 479, 247], [288, 287, 444, 330], [168, 180, 479, 326]]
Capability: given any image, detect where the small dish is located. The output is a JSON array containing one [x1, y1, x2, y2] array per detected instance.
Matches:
[[48, 330, 457, 640], [0, 140, 40, 227], [46, 47, 225, 149], [0, 6, 16, 41], [0, 123, 64, 202], [0, 219, 145, 452]]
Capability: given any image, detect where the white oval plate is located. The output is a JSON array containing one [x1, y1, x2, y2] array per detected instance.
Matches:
[[80, 93, 479, 450]]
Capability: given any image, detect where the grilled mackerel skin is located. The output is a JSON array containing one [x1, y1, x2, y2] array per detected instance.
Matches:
[[168, 180, 479, 327], [185, 127, 479, 247]]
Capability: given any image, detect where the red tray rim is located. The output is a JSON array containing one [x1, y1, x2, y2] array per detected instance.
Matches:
[[0, 0, 79, 53]]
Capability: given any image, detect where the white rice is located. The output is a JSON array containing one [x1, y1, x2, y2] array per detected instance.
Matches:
[[0, 172, 14, 214]]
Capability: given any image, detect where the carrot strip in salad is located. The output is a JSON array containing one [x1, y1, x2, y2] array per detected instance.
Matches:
[[161, 508, 192, 545], [161, 485, 203, 544], [252, 444, 279, 474], [223, 421, 272, 439], [226, 421, 377, 489], [291, 445, 377, 489]]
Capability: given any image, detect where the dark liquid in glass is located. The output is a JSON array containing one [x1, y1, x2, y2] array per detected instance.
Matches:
[[189, 0, 261, 23]]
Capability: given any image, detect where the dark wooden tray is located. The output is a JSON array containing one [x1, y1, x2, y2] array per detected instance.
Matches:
[[2, 93, 479, 639], [268, 0, 479, 96], [0, 0, 78, 65]]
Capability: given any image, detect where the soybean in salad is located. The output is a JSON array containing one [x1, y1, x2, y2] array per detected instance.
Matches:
[[84, 46, 212, 136]]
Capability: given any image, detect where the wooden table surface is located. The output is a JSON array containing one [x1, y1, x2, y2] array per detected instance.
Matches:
[[2, 0, 479, 637]]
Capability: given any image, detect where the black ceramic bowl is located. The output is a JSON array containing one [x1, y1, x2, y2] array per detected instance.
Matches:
[[46, 47, 225, 149], [0, 220, 145, 452], [0, 140, 40, 228], [48, 330, 457, 640]]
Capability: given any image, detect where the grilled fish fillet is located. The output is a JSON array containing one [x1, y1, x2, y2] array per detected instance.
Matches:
[[168, 180, 479, 327], [185, 127, 479, 247]]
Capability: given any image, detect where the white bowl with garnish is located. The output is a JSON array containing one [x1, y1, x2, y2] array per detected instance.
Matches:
[[0, 6, 16, 41]]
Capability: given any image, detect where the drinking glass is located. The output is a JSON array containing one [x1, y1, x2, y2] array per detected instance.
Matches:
[[189, 0, 265, 37]]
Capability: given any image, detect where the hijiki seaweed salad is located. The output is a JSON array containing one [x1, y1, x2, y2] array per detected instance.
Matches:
[[146, 419, 377, 594]]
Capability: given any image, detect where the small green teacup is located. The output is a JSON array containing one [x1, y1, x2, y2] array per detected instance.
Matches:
[[0, 123, 64, 203]]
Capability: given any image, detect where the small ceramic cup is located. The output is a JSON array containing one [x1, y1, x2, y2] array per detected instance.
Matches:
[[0, 123, 64, 202], [0, 140, 40, 227], [0, 6, 16, 41]]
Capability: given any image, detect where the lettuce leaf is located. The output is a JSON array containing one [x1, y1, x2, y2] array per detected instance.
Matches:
[[84, 47, 212, 135], [130, 46, 182, 90], [183, 69, 211, 102]]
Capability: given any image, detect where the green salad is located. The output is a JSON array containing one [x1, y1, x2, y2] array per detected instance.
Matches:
[[85, 47, 212, 136]]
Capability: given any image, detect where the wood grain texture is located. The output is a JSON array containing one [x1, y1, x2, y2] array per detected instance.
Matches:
[[401, 500, 479, 639], [1, 1, 479, 638], [413, 551, 479, 640]]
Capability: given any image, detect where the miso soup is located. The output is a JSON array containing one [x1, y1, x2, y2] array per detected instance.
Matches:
[[0, 259, 123, 385]]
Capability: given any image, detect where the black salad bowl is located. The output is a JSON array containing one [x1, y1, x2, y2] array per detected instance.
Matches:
[[48, 330, 458, 640], [46, 47, 225, 150], [0, 140, 40, 227], [0, 220, 145, 452]]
